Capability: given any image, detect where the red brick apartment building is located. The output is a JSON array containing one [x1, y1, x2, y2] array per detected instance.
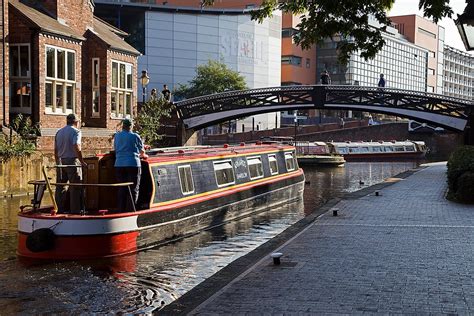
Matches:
[[0, 0, 140, 150]]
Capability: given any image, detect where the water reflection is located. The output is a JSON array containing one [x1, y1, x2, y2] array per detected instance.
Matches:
[[0, 162, 418, 314]]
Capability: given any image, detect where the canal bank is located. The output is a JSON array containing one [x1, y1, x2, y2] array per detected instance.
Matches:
[[161, 162, 474, 315]]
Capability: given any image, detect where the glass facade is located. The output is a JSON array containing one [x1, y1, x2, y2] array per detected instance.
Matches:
[[442, 45, 474, 100], [317, 34, 428, 92]]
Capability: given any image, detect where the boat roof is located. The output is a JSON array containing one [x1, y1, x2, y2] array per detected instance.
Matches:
[[144, 143, 295, 164], [330, 141, 422, 147]]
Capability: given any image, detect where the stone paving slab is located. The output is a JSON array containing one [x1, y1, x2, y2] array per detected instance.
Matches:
[[185, 163, 474, 315]]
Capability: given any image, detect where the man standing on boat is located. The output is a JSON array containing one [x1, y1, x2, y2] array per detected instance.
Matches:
[[114, 118, 147, 211], [54, 113, 86, 213]]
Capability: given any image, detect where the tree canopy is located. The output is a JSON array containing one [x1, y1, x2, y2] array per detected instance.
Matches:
[[173, 60, 248, 99], [202, 0, 456, 63], [134, 97, 172, 146]]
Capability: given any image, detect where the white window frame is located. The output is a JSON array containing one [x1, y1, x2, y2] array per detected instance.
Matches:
[[247, 156, 264, 180], [45, 45, 76, 115], [92, 58, 100, 118], [213, 160, 236, 187], [111, 60, 133, 119], [10, 43, 31, 114], [285, 152, 296, 172], [268, 154, 279, 175], [178, 165, 195, 195]]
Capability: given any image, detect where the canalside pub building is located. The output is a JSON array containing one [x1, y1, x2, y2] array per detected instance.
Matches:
[[0, 0, 140, 150]]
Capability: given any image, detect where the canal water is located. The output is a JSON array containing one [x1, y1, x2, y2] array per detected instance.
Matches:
[[0, 162, 418, 314]]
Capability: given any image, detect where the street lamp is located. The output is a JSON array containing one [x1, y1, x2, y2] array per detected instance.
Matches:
[[140, 70, 150, 104], [455, 1, 474, 51]]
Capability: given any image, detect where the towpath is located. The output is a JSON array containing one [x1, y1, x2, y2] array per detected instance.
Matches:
[[162, 162, 474, 315]]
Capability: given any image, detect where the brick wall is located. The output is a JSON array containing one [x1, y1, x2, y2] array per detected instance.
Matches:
[[0, 0, 8, 126], [43, 0, 94, 34], [37, 135, 113, 152]]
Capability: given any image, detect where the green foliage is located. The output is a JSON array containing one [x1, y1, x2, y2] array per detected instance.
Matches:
[[0, 134, 36, 162], [447, 145, 474, 204], [173, 60, 248, 99], [134, 97, 172, 146], [202, 0, 453, 64], [0, 114, 38, 162]]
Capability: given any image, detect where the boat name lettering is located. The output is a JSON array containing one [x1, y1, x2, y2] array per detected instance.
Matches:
[[236, 172, 248, 180], [234, 158, 247, 168]]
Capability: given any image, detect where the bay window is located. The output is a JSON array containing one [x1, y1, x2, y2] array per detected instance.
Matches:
[[10, 44, 31, 113], [45, 45, 76, 114], [111, 60, 133, 118]]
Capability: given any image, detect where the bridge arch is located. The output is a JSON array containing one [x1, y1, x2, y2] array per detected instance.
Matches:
[[174, 85, 473, 133]]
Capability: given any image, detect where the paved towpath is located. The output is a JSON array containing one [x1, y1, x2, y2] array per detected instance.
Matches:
[[163, 163, 474, 315]]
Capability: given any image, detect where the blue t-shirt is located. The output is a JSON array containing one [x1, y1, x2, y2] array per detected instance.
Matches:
[[114, 130, 144, 167], [55, 125, 81, 159]]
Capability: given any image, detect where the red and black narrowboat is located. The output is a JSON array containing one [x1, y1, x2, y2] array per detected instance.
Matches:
[[18, 143, 305, 260]]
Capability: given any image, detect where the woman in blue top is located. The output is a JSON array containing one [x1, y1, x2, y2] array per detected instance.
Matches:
[[114, 118, 147, 211]]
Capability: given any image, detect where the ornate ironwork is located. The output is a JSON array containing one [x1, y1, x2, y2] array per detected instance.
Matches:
[[174, 85, 473, 131]]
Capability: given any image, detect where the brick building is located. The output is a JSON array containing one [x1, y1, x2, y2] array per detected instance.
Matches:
[[2, 0, 140, 150]]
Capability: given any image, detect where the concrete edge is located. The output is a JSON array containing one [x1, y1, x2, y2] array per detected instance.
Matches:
[[157, 166, 425, 315]]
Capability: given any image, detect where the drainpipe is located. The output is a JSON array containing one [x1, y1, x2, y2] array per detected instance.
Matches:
[[2, 0, 6, 126]]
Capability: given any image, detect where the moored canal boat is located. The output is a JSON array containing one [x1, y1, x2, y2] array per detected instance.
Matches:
[[327, 140, 428, 161], [18, 143, 305, 260], [295, 141, 345, 167]]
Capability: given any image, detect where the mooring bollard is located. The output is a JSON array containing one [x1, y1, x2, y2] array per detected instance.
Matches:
[[375, 190, 380, 196], [271, 252, 283, 265], [332, 208, 339, 216]]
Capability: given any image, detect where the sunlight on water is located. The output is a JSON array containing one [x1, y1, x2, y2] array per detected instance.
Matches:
[[0, 162, 418, 314]]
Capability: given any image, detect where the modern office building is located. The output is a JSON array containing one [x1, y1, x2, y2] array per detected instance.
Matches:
[[390, 15, 445, 94], [95, 1, 282, 133], [316, 18, 429, 92], [443, 45, 474, 100]]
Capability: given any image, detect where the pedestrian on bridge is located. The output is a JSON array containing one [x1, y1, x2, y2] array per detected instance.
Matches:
[[321, 70, 331, 85], [378, 74, 386, 88]]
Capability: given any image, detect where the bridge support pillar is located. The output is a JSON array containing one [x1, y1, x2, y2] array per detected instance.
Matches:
[[465, 114, 474, 146]]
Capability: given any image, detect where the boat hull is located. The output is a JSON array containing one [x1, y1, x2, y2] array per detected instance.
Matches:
[[297, 155, 345, 166], [18, 172, 305, 260]]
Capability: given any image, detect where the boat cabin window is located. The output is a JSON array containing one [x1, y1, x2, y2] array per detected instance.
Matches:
[[361, 147, 369, 153], [394, 146, 405, 152], [337, 147, 348, 154], [384, 146, 393, 152], [405, 145, 415, 152], [178, 165, 195, 195], [268, 154, 279, 175], [285, 152, 296, 171], [349, 147, 358, 153], [372, 146, 382, 152], [214, 160, 235, 187], [247, 156, 264, 180]]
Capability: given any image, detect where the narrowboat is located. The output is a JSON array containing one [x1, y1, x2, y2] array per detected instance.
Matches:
[[295, 141, 345, 166], [17, 143, 305, 260], [327, 141, 428, 161]]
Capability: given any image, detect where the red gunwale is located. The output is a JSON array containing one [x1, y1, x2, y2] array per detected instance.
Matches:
[[18, 169, 304, 220]]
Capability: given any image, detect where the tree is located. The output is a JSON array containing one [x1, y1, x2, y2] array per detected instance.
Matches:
[[134, 97, 172, 146], [173, 60, 247, 99], [202, 0, 454, 63]]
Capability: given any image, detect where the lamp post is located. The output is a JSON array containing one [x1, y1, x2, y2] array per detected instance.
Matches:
[[140, 70, 150, 104], [455, 1, 474, 51]]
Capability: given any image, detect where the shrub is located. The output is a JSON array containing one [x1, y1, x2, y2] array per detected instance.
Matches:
[[0, 114, 38, 162], [446, 145, 474, 204]]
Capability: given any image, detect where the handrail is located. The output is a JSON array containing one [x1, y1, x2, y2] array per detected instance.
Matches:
[[47, 165, 86, 168], [28, 180, 134, 187]]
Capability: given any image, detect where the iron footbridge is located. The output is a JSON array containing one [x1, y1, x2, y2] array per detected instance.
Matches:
[[174, 85, 473, 132]]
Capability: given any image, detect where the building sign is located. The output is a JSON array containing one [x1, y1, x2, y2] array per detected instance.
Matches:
[[220, 31, 267, 65]]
